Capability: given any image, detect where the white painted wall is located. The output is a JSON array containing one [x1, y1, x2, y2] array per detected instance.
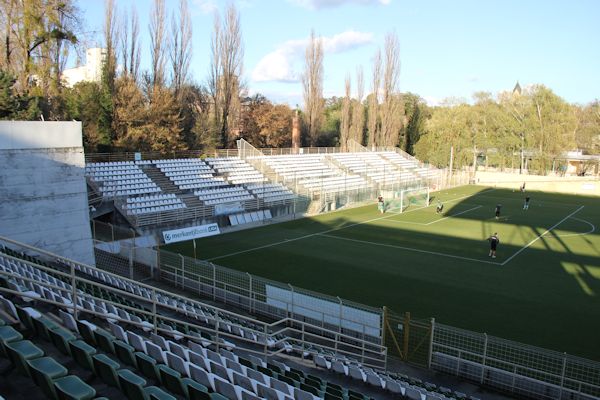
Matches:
[[0, 121, 95, 265]]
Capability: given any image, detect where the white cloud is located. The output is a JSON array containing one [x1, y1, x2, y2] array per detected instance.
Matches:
[[288, 0, 391, 10], [191, 0, 218, 15], [252, 31, 374, 83]]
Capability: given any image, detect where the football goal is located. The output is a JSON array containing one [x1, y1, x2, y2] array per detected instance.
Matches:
[[386, 187, 430, 213]]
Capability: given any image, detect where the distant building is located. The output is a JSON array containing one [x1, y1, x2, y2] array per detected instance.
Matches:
[[512, 81, 522, 96], [61, 48, 106, 87]]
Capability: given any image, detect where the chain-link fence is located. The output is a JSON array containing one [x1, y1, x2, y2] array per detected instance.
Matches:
[[431, 323, 600, 400]]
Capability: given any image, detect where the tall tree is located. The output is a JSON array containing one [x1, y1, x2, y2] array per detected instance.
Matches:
[[208, 3, 244, 148], [302, 30, 324, 146], [119, 4, 141, 80], [340, 73, 351, 150], [170, 0, 192, 97], [149, 0, 166, 89], [103, 0, 118, 94], [367, 49, 381, 147], [350, 66, 365, 145], [575, 100, 600, 153], [380, 32, 402, 147]]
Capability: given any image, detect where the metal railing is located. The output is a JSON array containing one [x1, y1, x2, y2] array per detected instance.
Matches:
[[0, 235, 387, 369], [431, 323, 600, 400]]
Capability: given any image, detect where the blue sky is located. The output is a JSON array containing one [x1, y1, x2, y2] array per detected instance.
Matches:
[[76, 0, 600, 106]]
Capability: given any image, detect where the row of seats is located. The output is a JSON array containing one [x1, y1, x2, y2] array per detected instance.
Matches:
[[1, 245, 477, 400], [126, 193, 178, 204]]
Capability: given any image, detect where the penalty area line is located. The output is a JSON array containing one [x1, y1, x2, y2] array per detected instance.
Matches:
[[319, 233, 503, 266], [501, 205, 585, 266]]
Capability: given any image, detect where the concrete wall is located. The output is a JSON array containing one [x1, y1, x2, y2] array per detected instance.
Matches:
[[0, 121, 95, 265], [475, 171, 600, 196]]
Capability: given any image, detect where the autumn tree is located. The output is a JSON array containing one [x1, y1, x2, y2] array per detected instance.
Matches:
[[302, 30, 324, 146]]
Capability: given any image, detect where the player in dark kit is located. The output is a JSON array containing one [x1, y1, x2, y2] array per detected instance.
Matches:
[[488, 232, 500, 258], [436, 200, 444, 214], [495, 204, 501, 219], [523, 196, 530, 210]]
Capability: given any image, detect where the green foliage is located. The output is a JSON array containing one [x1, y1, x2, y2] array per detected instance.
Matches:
[[0, 69, 42, 120], [415, 86, 581, 173]]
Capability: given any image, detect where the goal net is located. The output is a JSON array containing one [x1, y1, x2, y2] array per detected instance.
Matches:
[[386, 187, 430, 213]]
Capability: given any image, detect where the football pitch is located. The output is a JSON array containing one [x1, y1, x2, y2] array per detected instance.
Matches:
[[165, 185, 600, 360]]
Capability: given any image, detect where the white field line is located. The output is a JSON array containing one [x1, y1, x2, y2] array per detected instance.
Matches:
[[425, 205, 482, 225], [475, 194, 583, 208], [501, 206, 585, 266], [383, 204, 482, 226], [319, 234, 502, 266], [205, 189, 496, 262], [546, 217, 595, 238]]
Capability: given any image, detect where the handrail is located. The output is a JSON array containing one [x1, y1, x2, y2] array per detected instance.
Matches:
[[0, 235, 387, 368]]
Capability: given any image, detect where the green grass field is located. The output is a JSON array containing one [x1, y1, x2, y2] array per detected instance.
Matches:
[[165, 185, 600, 360]]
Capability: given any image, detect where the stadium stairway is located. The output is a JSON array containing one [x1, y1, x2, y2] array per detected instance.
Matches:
[[0, 244, 503, 400], [141, 165, 182, 194]]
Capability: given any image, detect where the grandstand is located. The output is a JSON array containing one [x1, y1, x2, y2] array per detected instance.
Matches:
[[84, 140, 443, 235], [0, 237, 490, 400]]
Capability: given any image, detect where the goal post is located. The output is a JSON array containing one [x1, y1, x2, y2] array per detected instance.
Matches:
[[386, 187, 430, 213]]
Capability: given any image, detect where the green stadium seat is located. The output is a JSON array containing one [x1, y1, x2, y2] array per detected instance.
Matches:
[[0, 318, 5, 326], [0, 325, 23, 356], [32, 315, 60, 341], [114, 340, 137, 367], [209, 394, 228, 400], [69, 340, 97, 373], [94, 328, 116, 354], [28, 356, 69, 399], [135, 351, 160, 382], [157, 365, 184, 396], [54, 375, 97, 400], [5, 339, 45, 376], [15, 306, 38, 332], [76, 321, 97, 346], [92, 353, 123, 388], [300, 382, 321, 397], [187, 382, 210, 400], [117, 369, 176, 400], [49, 327, 76, 356]]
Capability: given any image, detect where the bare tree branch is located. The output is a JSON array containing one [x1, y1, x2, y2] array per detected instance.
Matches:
[[302, 29, 324, 146]]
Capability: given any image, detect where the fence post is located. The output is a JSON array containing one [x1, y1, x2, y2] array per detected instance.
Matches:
[[559, 353, 567, 398], [212, 263, 217, 301], [247, 272, 253, 313], [481, 333, 488, 383], [130, 229, 136, 280], [179, 254, 185, 289], [428, 318, 435, 369], [403, 312, 411, 362], [152, 288, 158, 334], [288, 284, 295, 320], [71, 262, 78, 320], [337, 296, 343, 334]]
